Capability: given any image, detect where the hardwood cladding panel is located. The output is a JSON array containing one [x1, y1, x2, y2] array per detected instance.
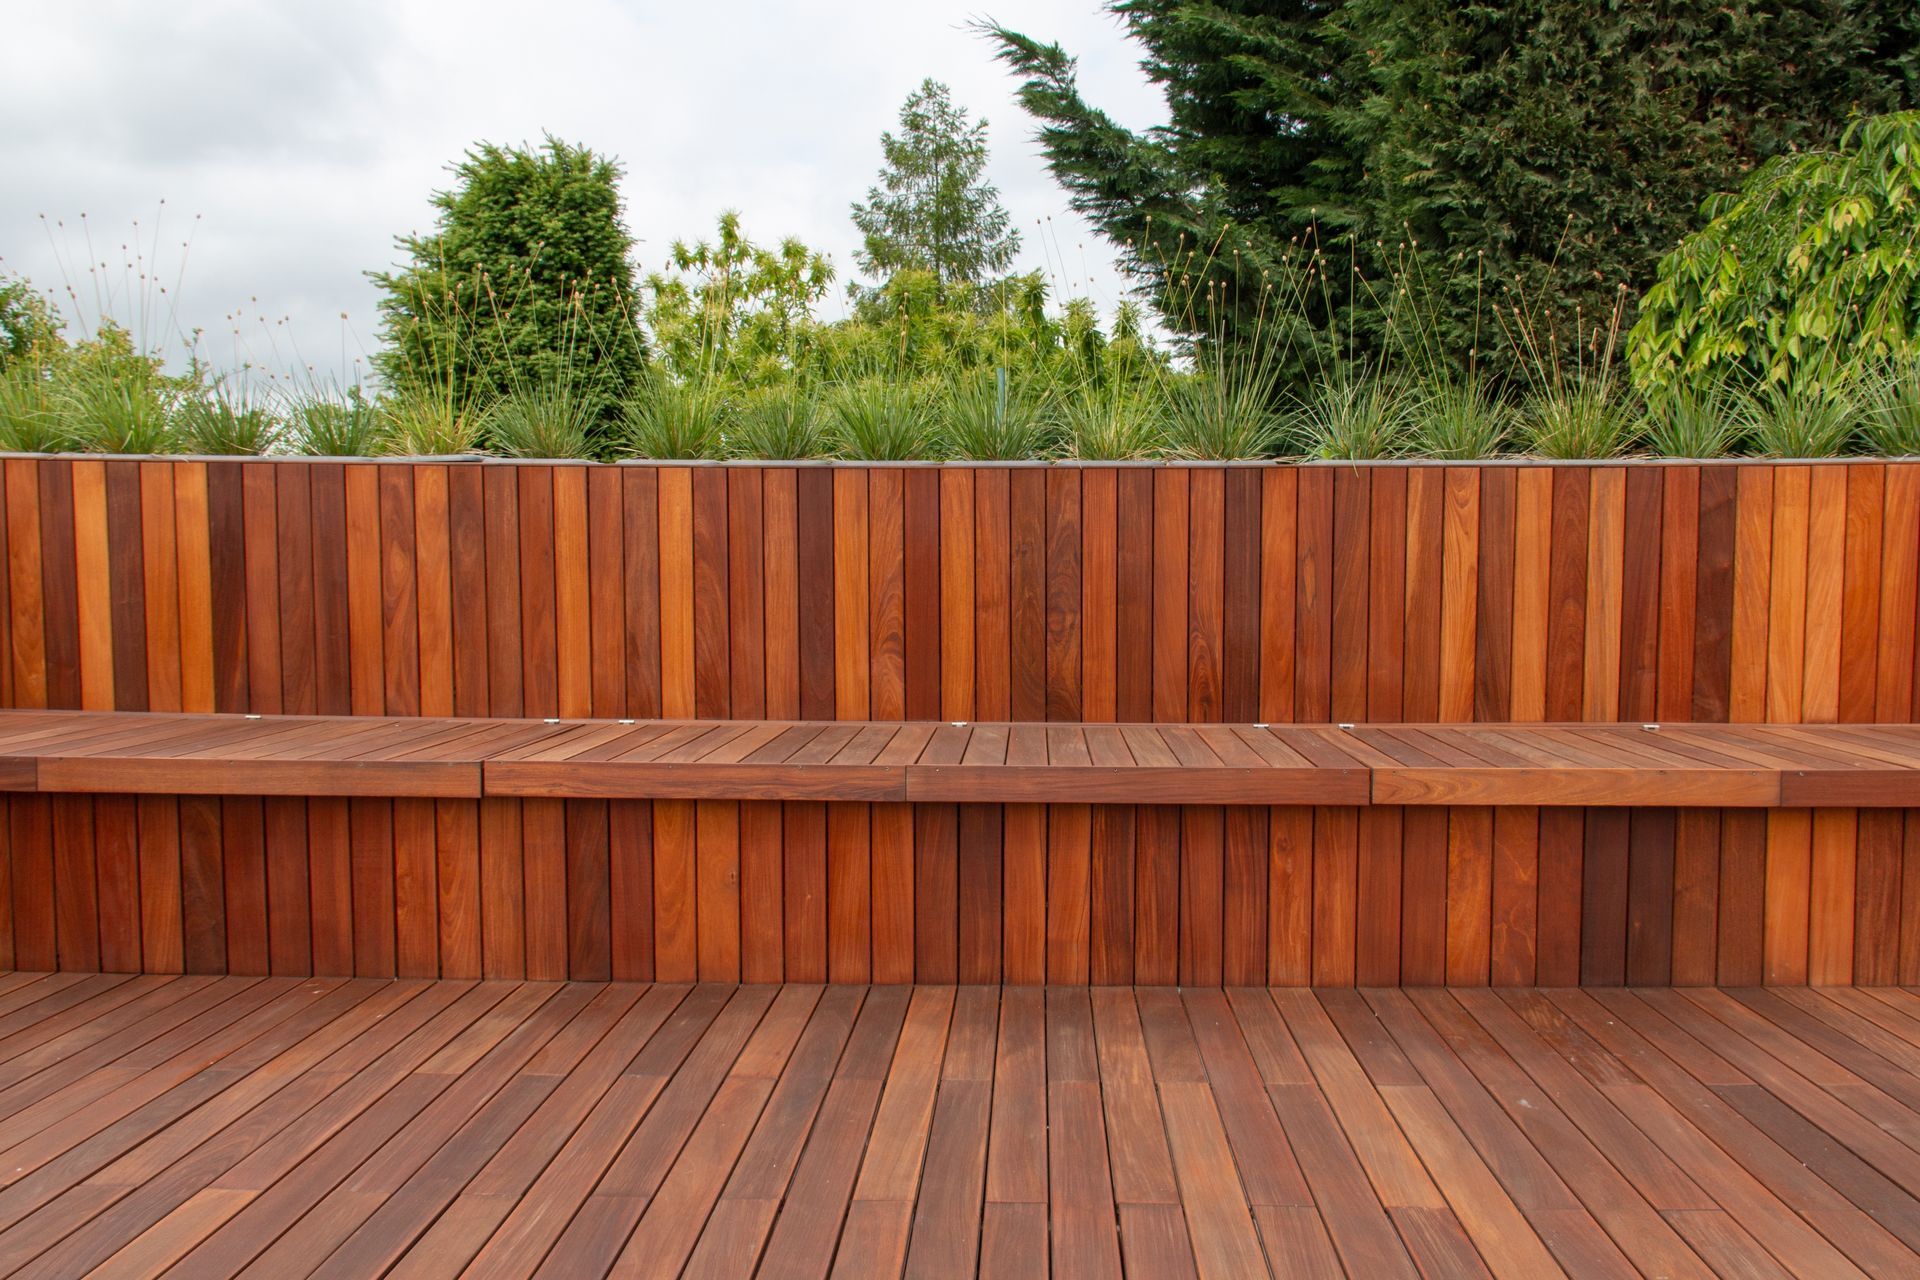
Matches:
[[3, 459, 1912, 733], [12, 791, 1903, 985]]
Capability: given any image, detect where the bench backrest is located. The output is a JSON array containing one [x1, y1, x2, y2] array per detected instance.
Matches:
[[0, 457, 1913, 724]]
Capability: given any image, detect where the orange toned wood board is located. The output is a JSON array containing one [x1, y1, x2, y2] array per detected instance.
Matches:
[[0, 977, 1911, 1275], [0, 778, 1913, 985], [2, 459, 1914, 730], [0, 710, 1914, 807]]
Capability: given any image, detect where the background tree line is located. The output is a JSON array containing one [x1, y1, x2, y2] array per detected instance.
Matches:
[[5, 0, 1919, 460]]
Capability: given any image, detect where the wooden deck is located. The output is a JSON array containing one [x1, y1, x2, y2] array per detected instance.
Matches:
[[0, 976, 1916, 1276], [2, 710, 1917, 805]]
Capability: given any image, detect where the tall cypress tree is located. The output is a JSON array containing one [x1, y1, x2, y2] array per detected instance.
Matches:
[[850, 80, 1022, 302], [371, 136, 646, 424], [987, 1, 1920, 380]]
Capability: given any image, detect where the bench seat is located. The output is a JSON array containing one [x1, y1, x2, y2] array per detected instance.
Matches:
[[0, 710, 1914, 807]]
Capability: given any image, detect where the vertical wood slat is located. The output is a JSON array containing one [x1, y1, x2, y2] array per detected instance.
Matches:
[[553, 466, 591, 720], [0, 789, 1907, 990], [9, 458, 1916, 732]]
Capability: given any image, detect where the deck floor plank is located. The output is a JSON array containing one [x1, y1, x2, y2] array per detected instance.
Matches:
[[0, 975, 1906, 1277]]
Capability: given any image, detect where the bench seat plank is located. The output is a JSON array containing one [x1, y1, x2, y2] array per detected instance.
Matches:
[[0, 712, 1912, 807]]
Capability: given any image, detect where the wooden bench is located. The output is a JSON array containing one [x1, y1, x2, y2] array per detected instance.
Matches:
[[0, 709, 1914, 806], [1, 708, 1916, 986]]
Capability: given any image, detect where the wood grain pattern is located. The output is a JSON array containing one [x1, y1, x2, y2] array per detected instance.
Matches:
[[2, 975, 1914, 1278], [0, 457, 1913, 995], [8, 780, 1896, 985], [2, 459, 1909, 736]]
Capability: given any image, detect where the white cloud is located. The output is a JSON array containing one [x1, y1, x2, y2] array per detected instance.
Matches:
[[0, 0, 1166, 380]]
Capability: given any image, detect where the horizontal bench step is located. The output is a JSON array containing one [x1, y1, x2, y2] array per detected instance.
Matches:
[[0, 711, 1914, 807]]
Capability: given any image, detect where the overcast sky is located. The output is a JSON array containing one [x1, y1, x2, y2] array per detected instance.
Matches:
[[0, 1, 1166, 385]]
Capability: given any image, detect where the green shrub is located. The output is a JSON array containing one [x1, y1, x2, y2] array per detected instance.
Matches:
[[1740, 384, 1859, 458], [485, 383, 596, 459], [830, 379, 929, 459], [1295, 378, 1413, 460], [937, 369, 1054, 460], [728, 386, 825, 459], [622, 382, 725, 459], [1404, 382, 1511, 459], [1862, 363, 1920, 456], [1057, 380, 1160, 459], [1642, 385, 1743, 459], [1632, 111, 1920, 398], [293, 393, 389, 456]]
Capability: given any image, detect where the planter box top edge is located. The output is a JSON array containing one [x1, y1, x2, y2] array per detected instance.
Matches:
[[0, 451, 1914, 468]]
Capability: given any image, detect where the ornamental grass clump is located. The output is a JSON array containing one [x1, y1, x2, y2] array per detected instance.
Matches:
[[830, 379, 930, 459], [1861, 363, 1920, 456], [0, 368, 70, 452], [728, 385, 825, 459], [292, 392, 389, 456], [1520, 379, 1637, 459], [57, 361, 179, 454], [621, 381, 725, 459], [176, 382, 282, 455], [1641, 384, 1743, 458], [484, 382, 597, 459], [1057, 380, 1160, 459], [383, 385, 482, 455], [1740, 383, 1859, 458], [1404, 380, 1511, 459], [1160, 365, 1280, 459], [1295, 377, 1413, 459], [938, 369, 1054, 459]]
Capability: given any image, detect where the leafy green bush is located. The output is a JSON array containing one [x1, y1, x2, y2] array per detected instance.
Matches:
[[371, 137, 646, 432], [1632, 111, 1920, 398]]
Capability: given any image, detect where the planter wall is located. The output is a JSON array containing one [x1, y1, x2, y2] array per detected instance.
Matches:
[[0, 456, 1914, 725]]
